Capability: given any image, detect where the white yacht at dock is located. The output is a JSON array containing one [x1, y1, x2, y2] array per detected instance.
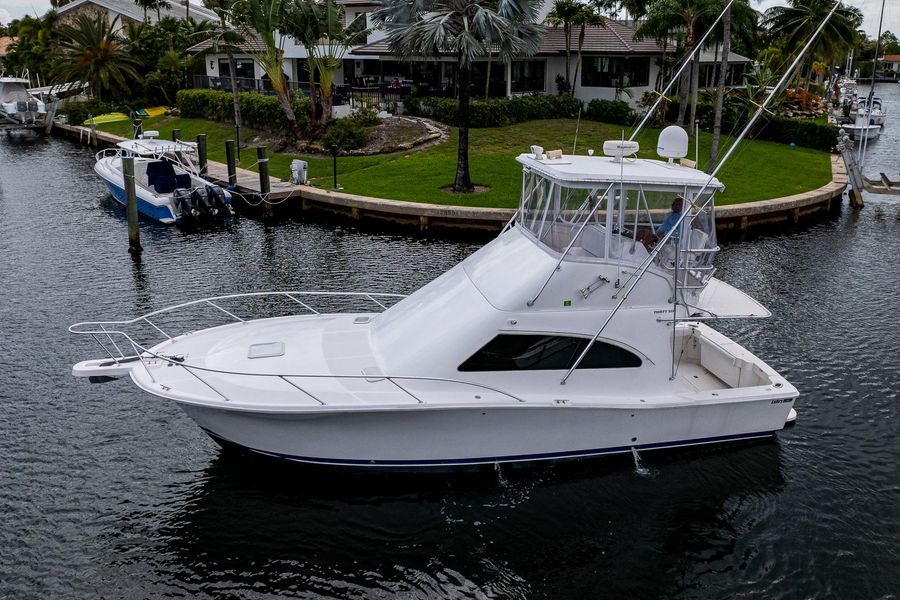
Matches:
[[0, 77, 47, 131], [71, 126, 799, 468]]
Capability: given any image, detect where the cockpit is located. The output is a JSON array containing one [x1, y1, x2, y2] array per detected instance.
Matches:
[[514, 127, 724, 291]]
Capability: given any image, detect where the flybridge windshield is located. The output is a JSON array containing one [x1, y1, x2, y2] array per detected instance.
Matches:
[[516, 166, 719, 286]]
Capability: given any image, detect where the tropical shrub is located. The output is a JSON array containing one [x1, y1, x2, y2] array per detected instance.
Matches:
[[404, 94, 583, 127], [60, 99, 115, 125], [322, 118, 368, 151], [176, 89, 310, 133], [584, 99, 634, 125]]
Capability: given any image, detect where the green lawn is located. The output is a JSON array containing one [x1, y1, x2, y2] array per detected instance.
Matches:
[[97, 116, 833, 208]]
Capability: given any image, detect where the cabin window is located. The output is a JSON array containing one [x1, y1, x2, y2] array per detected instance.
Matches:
[[458, 334, 642, 371], [581, 56, 650, 88]]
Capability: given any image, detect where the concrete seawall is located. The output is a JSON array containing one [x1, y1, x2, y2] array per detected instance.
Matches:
[[52, 122, 847, 238]]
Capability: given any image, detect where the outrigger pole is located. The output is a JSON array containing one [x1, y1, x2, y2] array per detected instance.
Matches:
[[560, 2, 843, 385], [524, 0, 739, 305]]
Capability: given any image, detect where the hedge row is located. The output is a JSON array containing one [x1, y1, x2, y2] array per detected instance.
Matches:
[[175, 89, 310, 132], [755, 117, 839, 152], [404, 94, 586, 127]]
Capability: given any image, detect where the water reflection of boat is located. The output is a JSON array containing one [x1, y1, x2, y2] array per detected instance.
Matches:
[[0, 77, 47, 131], [72, 126, 799, 468], [138, 441, 784, 597], [93, 130, 233, 224]]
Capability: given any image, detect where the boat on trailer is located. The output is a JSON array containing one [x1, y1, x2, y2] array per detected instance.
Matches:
[[71, 126, 799, 469], [93, 130, 233, 224], [0, 77, 47, 131]]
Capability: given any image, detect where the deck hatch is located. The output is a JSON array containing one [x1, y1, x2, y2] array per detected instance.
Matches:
[[248, 341, 285, 359]]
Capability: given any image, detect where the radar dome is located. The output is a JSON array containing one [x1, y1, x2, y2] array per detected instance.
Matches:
[[602, 140, 640, 159], [656, 125, 689, 162]]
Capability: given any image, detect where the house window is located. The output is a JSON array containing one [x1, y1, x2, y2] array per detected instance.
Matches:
[[218, 59, 255, 80], [511, 60, 545, 93], [458, 334, 642, 371], [581, 56, 650, 88]]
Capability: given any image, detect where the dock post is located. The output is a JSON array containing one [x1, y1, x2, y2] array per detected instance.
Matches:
[[172, 128, 180, 141], [225, 140, 237, 187], [122, 156, 143, 258], [196, 134, 208, 176], [257, 147, 272, 218]]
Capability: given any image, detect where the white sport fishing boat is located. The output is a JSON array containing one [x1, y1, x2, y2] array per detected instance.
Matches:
[[0, 77, 47, 130], [842, 113, 881, 141], [93, 130, 233, 224], [854, 97, 885, 127], [71, 126, 799, 468]]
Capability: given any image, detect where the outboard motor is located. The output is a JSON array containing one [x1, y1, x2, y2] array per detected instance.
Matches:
[[27, 100, 38, 113], [16, 101, 27, 113], [173, 188, 199, 221], [192, 187, 217, 218], [205, 185, 233, 217]]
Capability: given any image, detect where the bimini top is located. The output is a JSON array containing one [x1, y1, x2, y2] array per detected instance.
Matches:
[[116, 137, 197, 157], [516, 153, 725, 191]]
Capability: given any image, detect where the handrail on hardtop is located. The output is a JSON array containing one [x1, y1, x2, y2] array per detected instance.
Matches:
[[69, 290, 527, 405]]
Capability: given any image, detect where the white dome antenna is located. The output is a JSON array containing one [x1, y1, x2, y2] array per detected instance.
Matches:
[[657, 125, 689, 163], [602, 140, 640, 161]]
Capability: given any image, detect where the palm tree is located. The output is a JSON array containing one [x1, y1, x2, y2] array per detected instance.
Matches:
[[202, 0, 244, 139], [51, 15, 142, 101], [638, 0, 718, 127], [707, 2, 730, 173], [763, 0, 862, 89], [374, 0, 543, 192], [233, 0, 302, 138], [570, 3, 606, 96], [292, 0, 368, 126], [545, 0, 581, 94]]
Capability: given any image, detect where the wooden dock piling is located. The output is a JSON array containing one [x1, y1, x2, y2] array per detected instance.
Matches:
[[122, 156, 143, 258], [225, 140, 237, 187], [196, 134, 208, 176], [258, 147, 272, 218], [172, 129, 180, 142]]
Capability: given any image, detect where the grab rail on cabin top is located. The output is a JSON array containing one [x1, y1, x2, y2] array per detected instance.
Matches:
[[69, 291, 528, 406]]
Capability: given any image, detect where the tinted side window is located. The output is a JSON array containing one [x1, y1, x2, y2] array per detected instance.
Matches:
[[458, 335, 641, 372]]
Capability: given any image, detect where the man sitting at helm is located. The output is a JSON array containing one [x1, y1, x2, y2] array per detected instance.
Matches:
[[636, 196, 684, 248]]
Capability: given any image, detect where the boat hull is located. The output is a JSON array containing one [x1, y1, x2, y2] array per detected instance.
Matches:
[[100, 177, 179, 224], [177, 398, 794, 468]]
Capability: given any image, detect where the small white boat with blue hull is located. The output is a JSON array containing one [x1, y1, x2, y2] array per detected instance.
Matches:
[[93, 131, 233, 224], [71, 126, 799, 469]]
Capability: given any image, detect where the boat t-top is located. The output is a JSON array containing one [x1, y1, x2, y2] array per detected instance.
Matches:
[[70, 126, 799, 468], [0, 77, 47, 131], [93, 130, 233, 224]]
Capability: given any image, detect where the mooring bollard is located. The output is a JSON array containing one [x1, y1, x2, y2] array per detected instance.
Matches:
[[330, 145, 341, 190], [122, 156, 143, 258], [172, 128, 180, 142], [225, 140, 237, 188], [196, 133, 207, 176]]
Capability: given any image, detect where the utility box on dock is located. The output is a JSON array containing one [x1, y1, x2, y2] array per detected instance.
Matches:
[[291, 160, 308, 185]]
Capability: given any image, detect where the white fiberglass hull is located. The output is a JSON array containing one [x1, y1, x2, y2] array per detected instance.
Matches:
[[175, 396, 794, 468]]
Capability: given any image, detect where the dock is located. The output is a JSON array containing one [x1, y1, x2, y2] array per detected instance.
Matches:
[[51, 121, 848, 238]]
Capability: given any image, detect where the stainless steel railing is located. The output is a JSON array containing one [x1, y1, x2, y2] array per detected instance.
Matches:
[[70, 291, 529, 406]]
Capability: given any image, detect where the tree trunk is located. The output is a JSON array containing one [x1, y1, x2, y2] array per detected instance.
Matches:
[[572, 25, 585, 97], [274, 76, 301, 139], [564, 24, 571, 92], [708, 4, 730, 174], [676, 51, 691, 126], [688, 52, 700, 129], [221, 16, 242, 143], [454, 63, 473, 192], [484, 52, 492, 100], [306, 57, 317, 125]]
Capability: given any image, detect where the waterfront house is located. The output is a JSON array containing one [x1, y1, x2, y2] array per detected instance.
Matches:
[[883, 54, 900, 80], [189, 0, 750, 113], [0, 37, 14, 69]]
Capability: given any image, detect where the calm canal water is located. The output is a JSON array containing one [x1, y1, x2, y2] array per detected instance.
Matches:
[[2, 86, 899, 599]]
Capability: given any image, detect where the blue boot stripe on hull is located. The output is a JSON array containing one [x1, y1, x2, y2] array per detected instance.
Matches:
[[200, 427, 775, 467]]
